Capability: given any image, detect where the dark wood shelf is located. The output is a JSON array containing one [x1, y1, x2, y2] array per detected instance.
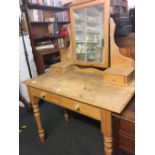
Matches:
[[31, 21, 52, 24], [28, 3, 68, 11], [44, 64, 51, 69], [112, 4, 121, 7], [58, 21, 70, 24], [22, 1, 69, 74], [33, 34, 65, 41], [35, 48, 59, 55], [31, 21, 70, 25]]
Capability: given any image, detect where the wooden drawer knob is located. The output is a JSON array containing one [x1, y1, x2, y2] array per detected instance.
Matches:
[[113, 79, 116, 82], [41, 92, 45, 99], [75, 104, 80, 111]]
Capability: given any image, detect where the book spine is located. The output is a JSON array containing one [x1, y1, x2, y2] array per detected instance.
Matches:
[[40, 0, 43, 5], [32, 10, 35, 21], [50, 0, 53, 6], [29, 10, 34, 21], [58, 0, 62, 6], [33, 10, 39, 21], [53, 16, 59, 34], [40, 10, 44, 21], [62, 0, 72, 5], [53, 0, 58, 6], [36, 0, 41, 4], [33, 0, 36, 4], [46, 0, 50, 6], [38, 10, 41, 21]]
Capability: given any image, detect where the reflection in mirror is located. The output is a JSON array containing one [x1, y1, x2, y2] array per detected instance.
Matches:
[[74, 4, 104, 63]]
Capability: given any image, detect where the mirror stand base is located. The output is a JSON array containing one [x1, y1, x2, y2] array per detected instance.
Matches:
[[103, 67, 135, 85], [50, 63, 75, 75]]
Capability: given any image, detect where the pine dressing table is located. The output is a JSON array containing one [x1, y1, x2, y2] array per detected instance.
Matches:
[[24, 1, 135, 155]]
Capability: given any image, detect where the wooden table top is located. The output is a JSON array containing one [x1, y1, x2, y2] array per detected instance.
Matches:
[[112, 96, 135, 123], [24, 71, 135, 113]]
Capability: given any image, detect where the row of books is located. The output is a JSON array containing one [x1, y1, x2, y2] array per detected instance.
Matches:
[[55, 11, 69, 22], [29, 9, 68, 22], [110, 0, 128, 7], [29, 9, 44, 22], [28, 0, 63, 7]]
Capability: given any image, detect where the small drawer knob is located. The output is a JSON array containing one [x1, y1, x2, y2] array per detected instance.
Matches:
[[75, 104, 80, 111], [41, 92, 45, 99]]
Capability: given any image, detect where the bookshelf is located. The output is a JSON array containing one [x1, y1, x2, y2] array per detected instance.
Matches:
[[21, 0, 70, 74], [110, 0, 128, 16], [28, 2, 68, 10]]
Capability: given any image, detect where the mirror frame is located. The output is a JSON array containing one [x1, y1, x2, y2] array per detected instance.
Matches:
[[70, 0, 110, 68]]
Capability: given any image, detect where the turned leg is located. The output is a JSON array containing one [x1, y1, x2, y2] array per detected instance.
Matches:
[[64, 109, 70, 122], [31, 97, 45, 143], [101, 109, 113, 155]]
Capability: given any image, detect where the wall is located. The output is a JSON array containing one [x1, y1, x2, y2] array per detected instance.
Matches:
[[19, 35, 37, 103]]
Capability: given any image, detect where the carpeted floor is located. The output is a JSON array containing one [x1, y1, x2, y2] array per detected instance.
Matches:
[[19, 102, 127, 155]]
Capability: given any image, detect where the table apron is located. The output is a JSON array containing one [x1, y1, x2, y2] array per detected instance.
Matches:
[[29, 86, 101, 121]]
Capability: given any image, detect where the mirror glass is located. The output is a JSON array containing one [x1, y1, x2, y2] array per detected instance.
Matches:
[[74, 4, 104, 63]]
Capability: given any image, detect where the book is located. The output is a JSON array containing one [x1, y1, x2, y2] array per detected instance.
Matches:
[[45, 17, 54, 22], [58, 0, 63, 6], [48, 23, 54, 34], [29, 10, 34, 21], [50, 0, 54, 6], [33, 10, 39, 21], [58, 38, 64, 48], [46, 0, 51, 5], [38, 10, 43, 21], [29, 0, 54, 5], [53, 0, 60, 6], [35, 44, 54, 51], [62, 0, 72, 5], [36, 0, 41, 4]]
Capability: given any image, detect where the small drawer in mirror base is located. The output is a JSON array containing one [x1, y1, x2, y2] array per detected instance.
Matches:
[[103, 67, 135, 85], [51, 63, 75, 75]]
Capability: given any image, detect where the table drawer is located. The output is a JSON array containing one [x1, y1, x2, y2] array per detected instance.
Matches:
[[59, 96, 101, 121], [104, 74, 125, 85], [29, 87, 59, 104], [29, 87, 101, 120]]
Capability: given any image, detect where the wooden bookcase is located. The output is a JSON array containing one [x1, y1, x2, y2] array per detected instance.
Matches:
[[110, 0, 128, 16], [21, 0, 70, 74]]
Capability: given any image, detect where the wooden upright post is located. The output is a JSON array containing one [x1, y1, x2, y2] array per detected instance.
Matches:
[[27, 87, 45, 143], [101, 109, 113, 155]]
